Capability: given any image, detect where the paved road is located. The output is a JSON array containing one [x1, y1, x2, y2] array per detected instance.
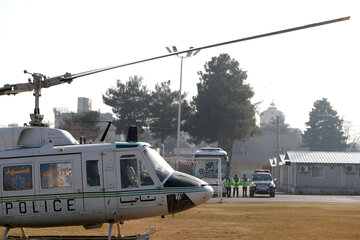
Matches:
[[208, 192, 360, 204]]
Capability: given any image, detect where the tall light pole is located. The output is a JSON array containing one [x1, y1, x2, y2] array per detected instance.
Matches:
[[166, 46, 200, 159]]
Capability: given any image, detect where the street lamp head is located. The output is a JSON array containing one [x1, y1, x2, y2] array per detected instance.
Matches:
[[186, 50, 193, 57], [166, 46, 200, 58], [193, 49, 201, 56], [186, 46, 196, 57], [166, 47, 172, 54]]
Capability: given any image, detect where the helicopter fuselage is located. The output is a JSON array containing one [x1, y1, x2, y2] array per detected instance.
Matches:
[[0, 127, 213, 228]]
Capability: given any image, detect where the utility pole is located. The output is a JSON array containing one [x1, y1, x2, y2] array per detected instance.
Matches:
[[276, 115, 280, 156]]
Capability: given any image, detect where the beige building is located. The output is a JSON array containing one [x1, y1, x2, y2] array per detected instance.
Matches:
[[260, 101, 284, 126]]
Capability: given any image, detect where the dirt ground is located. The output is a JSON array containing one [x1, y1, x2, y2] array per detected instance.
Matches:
[[2, 202, 360, 240]]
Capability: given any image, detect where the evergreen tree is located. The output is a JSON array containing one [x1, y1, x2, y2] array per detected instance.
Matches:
[[148, 80, 190, 143], [302, 98, 347, 151], [184, 54, 259, 176], [102, 76, 150, 136], [60, 111, 101, 142]]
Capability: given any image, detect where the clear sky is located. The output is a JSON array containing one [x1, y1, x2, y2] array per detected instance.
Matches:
[[0, 1, 359, 139]]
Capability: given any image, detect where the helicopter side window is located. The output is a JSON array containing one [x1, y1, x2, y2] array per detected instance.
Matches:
[[3, 165, 33, 191], [139, 159, 154, 186], [40, 162, 72, 189], [143, 147, 174, 183], [120, 155, 139, 188], [86, 160, 100, 187]]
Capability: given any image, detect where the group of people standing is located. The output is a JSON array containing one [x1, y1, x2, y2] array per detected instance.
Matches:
[[223, 174, 249, 198]]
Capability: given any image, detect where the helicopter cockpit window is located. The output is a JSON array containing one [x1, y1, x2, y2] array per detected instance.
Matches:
[[86, 160, 100, 187], [120, 155, 139, 188], [40, 162, 72, 189], [139, 159, 154, 186], [3, 165, 33, 191], [143, 147, 174, 183]]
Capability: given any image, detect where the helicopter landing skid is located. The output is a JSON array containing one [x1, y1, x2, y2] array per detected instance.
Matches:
[[4, 225, 158, 240]]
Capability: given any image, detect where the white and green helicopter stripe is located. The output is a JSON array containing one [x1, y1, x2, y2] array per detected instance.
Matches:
[[0, 186, 207, 203]]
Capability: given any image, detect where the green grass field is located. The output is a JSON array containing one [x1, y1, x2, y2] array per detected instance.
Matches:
[[2, 203, 360, 239]]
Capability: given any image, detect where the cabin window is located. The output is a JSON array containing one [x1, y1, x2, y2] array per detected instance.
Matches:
[[86, 160, 100, 187], [40, 162, 72, 189], [139, 159, 154, 186], [120, 155, 139, 188], [3, 165, 33, 191]]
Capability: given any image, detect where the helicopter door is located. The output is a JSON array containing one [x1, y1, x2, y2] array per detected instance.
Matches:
[[101, 150, 118, 218], [115, 151, 164, 219], [38, 154, 84, 215], [82, 152, 104, 213]]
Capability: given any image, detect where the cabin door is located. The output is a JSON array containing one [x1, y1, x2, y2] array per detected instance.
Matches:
[[82, 151, 105, 213], [38, 154, 84, 215], [115, 151, 165, 219], [101, 150, 118, 218]]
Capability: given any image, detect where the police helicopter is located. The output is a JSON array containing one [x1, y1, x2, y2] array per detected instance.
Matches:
[[0, 16, 349, 240]]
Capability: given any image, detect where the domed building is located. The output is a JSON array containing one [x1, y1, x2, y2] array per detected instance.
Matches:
[[260, 101, 285, 126], [231, 101, 303, 177]]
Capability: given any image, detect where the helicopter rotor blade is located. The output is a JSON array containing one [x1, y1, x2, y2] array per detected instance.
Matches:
[[61, 16, 350, 82], [0, 16, 349, 127], [0, 85, 13, 95], [0, 16, 350, 93]]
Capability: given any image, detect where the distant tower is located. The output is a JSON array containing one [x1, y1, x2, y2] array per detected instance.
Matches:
[[77, 97, 92, 113], [260, 101, 284, 126]]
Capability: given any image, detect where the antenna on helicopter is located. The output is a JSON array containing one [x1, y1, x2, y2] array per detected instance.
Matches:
[[0, 16, 350, 127], [100, 121, 112, 142]]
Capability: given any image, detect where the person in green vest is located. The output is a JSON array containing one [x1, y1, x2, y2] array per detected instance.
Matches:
[[223, 176, 232, 198], [240, 174, 250, 197], [232, 174, 240, 197]]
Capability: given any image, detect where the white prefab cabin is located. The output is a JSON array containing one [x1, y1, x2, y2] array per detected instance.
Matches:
[[273, 151, 360, 194]]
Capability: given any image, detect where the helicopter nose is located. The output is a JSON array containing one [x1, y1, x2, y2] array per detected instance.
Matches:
[[164, 171, 214, 215], [187, 184, 214, 206]]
